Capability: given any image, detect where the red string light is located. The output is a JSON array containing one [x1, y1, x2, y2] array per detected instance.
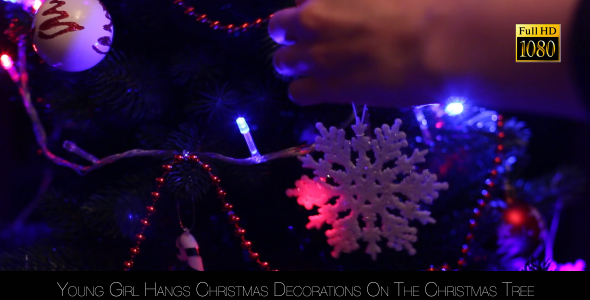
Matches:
[[427, 114, 505, 271], [124, 153, 275, 271], [173, 0, 274, 33]]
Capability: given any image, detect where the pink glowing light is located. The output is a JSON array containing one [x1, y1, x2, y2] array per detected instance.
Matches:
[[32, 0, 42, 11], [1, 54, 20, 82], [1, 54, 14, 69], [286, 176, 335, 211], [556, 259, 586, 271]]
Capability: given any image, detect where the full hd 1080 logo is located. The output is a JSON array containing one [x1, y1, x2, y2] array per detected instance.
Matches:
[[516, 24, 560, 62]]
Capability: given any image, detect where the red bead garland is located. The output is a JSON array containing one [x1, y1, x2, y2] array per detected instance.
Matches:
[[173, 0, 274, 33], [124, 153, 275, 271], [427, 114, 505, 271]]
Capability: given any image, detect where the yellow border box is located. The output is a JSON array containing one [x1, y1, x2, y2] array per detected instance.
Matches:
[[516, 24, 560, 62]]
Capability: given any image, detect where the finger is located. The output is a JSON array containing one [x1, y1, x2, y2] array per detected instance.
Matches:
[[268, 7, 301, 45], [273, 44, 313, 77]]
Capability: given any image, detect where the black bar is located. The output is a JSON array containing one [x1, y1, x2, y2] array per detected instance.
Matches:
[[516, 37, 560, 61], [3, 270, 586, 298]]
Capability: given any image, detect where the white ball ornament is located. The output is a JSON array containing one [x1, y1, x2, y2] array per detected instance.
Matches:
[[32, 0, 113, 72]]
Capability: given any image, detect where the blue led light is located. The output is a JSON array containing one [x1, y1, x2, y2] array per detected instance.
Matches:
[[506, 156, 517, 165], [236, 117, 250, 134], [235, 117, 261, 160], [445, 102, 464, 116]]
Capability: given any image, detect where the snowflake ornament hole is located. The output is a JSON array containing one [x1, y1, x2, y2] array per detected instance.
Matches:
[[331, 162, 347, 172], [393, 192, 407, 202], [322, 176, 337, 187], [356, 215, 366, 229], [286, 118, 449, 260], [386, 207, 401, 216], [374, 214, 384, 228], [328, 196, 339, 206]]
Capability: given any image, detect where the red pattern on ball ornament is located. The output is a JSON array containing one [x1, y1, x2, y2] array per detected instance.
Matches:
[[33, 0, 113, 72], [38, 1, 85, 40]]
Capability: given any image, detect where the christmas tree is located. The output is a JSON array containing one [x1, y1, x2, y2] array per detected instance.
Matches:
[[0, 0, 589, 272]]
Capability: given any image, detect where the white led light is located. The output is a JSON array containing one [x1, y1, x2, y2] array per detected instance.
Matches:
[[445, 102, 464, 116], [236, 117, 249, 134], [236, 117, 261, 159], [1, 54, 14, 69]]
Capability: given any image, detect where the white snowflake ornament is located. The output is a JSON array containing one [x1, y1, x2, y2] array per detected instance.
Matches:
[[286, 116, 449, 260]]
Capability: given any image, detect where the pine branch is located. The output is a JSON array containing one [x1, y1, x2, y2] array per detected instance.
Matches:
[[168, 44, 224, 90], [0, 246, 82, 271], [522, 257, 552, 271], [165, 122, 204, 153], [85, 171, 159, 239], [86, 49, 170, 122], [186, 82, 240, 123]]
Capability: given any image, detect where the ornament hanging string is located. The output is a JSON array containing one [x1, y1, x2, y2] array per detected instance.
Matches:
[[176, 195, 196, 232], [351, 103, 368, 126], [175, 156, 198, 233]]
